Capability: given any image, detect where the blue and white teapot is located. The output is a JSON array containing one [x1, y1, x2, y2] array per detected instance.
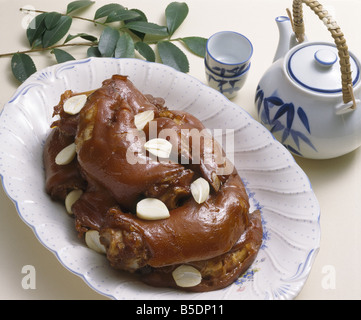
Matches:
[[256, 0, 361, 159]]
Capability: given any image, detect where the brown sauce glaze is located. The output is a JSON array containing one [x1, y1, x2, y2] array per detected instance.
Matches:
[[43, 74, 263, 292]]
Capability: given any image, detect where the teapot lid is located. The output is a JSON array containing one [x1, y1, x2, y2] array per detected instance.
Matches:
[[287, 43, 360, 93]]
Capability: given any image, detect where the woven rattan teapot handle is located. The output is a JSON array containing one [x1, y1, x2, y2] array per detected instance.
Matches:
[[290, 0, 356, 108]]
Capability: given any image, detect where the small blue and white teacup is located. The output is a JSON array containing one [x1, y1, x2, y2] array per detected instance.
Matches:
[[205, 61, 251, 99], [205, 31, 253, 77]]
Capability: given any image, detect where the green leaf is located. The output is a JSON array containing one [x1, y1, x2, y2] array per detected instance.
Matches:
[[165, 2, 189, 37], [42, 15, 72, 48], [98, 26, 119, 57], [26, 12, 47, 47], [51, 48, 75, 63], [105, 9, 141, 23], [64, 33, 97, 43], [157, 41, 189, 73], [125, 9, 147, 23], [66, 0, 95, 14], [135, 42, 155, 62], [114, 33, 135, 58], [181, 37, 207, 57], [125, 9, 148, 40], [32, 38, 43, 48], [11, 53, 37, 83], [124, 21, 168, 36], [44, 12, 62, 30], [94, 3, 125, 20], [87, 46, 101, 57]]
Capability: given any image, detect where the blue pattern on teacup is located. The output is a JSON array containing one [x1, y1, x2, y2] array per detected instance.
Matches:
[[207, 73, 243, 97], [212, 63, 248, 77]]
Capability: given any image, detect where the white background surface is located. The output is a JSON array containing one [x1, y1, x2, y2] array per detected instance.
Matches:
[[0, 0, 360, 300]]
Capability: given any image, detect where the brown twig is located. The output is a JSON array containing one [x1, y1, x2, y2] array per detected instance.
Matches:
[[0, 42, 96, 58], [19, 7, 103, 25]]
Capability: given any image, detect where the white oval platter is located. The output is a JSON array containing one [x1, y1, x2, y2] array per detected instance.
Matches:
[[0, 58, 320, 300]]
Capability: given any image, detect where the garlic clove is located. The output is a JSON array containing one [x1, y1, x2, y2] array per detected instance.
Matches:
[[65, 189, 83, 214], [172, 265, 202, 288], [190, 177, 210, 204], [63, 94, 87, 115], [136, 198, 170, 220], [55, 143, 76, 165], [134, 110, 154, 130], [85, 230, 106, 254], [144, 138, 172, 158]]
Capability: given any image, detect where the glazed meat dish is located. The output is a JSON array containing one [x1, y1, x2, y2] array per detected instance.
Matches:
[[43, 75, 263, 292]]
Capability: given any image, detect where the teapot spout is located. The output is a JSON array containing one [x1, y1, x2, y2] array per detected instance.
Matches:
[[273, 16, 295, 62]]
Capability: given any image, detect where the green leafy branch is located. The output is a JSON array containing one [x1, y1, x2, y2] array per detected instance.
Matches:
[[1, 1, 207, 83]]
